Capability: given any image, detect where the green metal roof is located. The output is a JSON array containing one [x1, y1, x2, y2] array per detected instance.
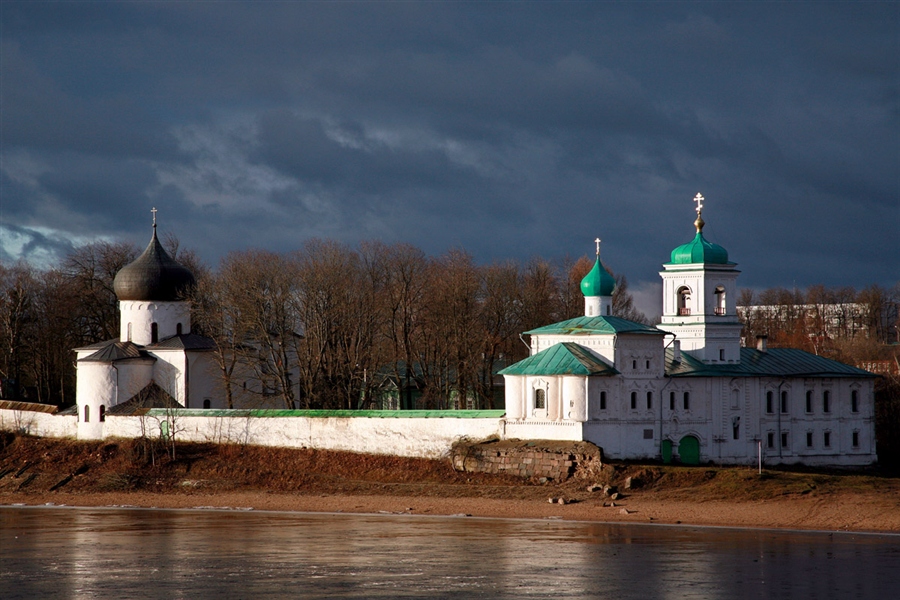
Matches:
[[665, 347, 877, 378], [142, 408, 506, 418], [498, 342, 619, 376], [525, 315, 665, 336], [669, 232, 730, 265], [580, 257, 616, 297]]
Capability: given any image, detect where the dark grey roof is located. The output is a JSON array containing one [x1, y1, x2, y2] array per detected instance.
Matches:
[[0, 400, 57, 414], [74, 338, 120, 352], [107, 382, 182, 415], [79, 340, 156, 363], [666, 347, 877, 378], [113, 226, 195, 302], [147, 333, 216, 351]]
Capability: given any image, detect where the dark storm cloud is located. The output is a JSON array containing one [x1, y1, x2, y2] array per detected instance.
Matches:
[[1, 2, 896, 303]]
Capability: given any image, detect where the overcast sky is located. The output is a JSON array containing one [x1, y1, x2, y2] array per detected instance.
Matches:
[[1, 2, 897, 316]]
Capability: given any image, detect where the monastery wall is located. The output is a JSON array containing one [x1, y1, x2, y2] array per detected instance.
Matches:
[[0, 408, 505, 459]]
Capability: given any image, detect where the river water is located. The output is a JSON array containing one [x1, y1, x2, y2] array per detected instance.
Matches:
[[1, 506, 898, 599]]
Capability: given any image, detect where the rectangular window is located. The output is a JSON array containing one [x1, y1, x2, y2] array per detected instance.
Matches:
[[824, 431, 831, 447], [806, 432, 813, 448], [600, 391, 607, 410], [630, 392, 637, 410], [643, 429, 653, 440], [781, 432, 789, 449], [852, 431, 860, 447], [534, 389, 546, 410], [646, 391, 653, 410], [851, 390, 859, 413], [767, 432, 774, 449], [669, 391, 675, 411], [805, 390, 813, 413], [683, 392, 690, 411], [780, 391, 789, 414], [823, 390, 831, 413], [646, 360, 650, 369], [719, 348, 725, 361], [766, 391, 773, 414]]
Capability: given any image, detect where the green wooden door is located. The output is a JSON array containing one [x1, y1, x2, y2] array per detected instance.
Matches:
[[678, 435, 700, 465], [661, 439, 673, 464]]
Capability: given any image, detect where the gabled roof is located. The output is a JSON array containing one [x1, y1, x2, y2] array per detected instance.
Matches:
[[107, 382, 183, 415], [666, 347, 877, 378], [78, 340, 155, 363], [147, 333, 216, 351], [499, 342, 619, 376], [525, 315, 664, 336]]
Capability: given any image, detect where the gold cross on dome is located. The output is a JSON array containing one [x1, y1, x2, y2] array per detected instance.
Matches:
[[594, 237, 601, 256], [151, 206, 158, 226], [693, 193, 704, 215]]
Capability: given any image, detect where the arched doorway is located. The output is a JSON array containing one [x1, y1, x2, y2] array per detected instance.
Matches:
[[678, 435, 700, 465]]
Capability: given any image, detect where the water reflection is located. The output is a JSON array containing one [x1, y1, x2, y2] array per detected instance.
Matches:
[[1, 507, 897, 599]]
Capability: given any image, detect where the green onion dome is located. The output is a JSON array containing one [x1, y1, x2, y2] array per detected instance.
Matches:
[[580, 257, 616, 297], [669, 210, 729, 264], [670, 231, 729, 264]]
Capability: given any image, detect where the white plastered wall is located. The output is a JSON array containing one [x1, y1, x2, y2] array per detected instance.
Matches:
[[120, 301, 190, 345]]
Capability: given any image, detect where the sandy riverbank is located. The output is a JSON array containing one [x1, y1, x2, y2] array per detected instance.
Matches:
[[3, 435, 899, 533]]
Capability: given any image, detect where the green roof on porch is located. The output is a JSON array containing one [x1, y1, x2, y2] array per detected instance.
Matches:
[[498, 342, 619, 376], [524, 315, 664, 336]]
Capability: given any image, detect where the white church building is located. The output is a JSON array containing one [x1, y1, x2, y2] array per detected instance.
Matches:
[[73, 214, 222, 439], [500, 195, 877, 466]]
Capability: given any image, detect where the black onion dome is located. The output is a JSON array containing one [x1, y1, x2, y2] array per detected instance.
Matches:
[[113, 227, 196, 301]]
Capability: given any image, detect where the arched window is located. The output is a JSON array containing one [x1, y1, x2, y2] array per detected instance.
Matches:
[[176, 322, 183, 335], [677, 286, 691, 316], [126, 322, 132, 342], [851, 390, 859, 413], [806, 390, 813, 413], [780, 390, 789, 414], [534, 389, 546, 410], [83, 405, 90, 423], [646, 391, 653, 409], [99, 405, 106, 422], [714, 286, 726, 315], [823, 390, 831, 413], [599, 391, 607, 410], [151, 322, 159, 343], [766, 391, 774, 414], [683, 391, 690, 410], [203, 399, 211, 409], [630, 392, 637, 409]]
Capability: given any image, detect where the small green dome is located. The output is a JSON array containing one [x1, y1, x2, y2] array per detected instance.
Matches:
[[581, 257, 616, 297], [670, 231, 729, 264]]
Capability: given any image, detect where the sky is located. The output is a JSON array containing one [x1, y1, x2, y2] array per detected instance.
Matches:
[[1, 2, 897, 317]]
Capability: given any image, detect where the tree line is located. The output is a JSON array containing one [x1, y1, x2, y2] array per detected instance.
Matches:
[[0, 238, 644, 409], [737, 284, 900, 364]]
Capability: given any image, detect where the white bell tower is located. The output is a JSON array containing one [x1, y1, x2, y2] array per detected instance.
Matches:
[[657, 194, 743, 364]]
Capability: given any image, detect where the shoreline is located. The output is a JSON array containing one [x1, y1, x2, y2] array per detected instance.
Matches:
[[4, 488, 900, 534]]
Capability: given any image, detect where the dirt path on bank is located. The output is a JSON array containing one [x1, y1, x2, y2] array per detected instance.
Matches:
[[2, 434, 899, 533]]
